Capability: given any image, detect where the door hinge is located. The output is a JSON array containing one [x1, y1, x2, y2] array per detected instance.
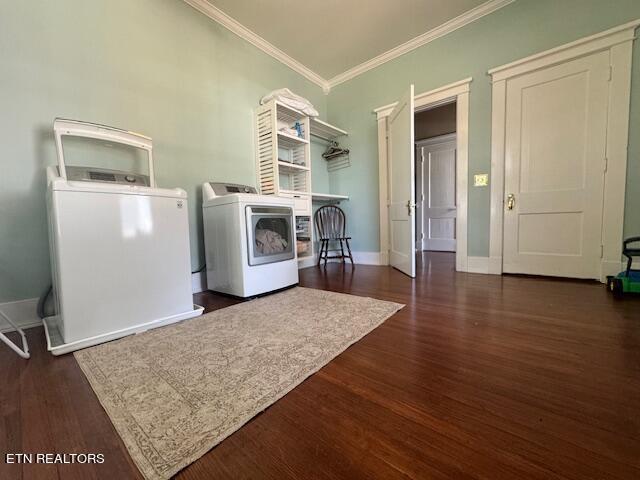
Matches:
[[603, 157, 608, 173], [608, 65, 613, 81], [420, 232, 424, 240], [600, 245, 604, 258]]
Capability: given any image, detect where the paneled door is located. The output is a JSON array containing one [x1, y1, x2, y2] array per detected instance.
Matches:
[[388, 85, 416, 278], [502, 50, 610, 278], [418, 135, 457, 251]]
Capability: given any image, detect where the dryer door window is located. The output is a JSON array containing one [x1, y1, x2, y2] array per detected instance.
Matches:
[[246, 206, 295, 266]]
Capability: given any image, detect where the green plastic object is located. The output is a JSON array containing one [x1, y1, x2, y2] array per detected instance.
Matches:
[[607, 236, 640, 297], [607, 271, 640, 296]]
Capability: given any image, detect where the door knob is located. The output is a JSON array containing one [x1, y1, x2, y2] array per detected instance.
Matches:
[[406, 200, 416, 215], [507, 193, 515, 211]]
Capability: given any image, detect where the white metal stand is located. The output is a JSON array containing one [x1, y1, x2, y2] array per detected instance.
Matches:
[[0, 310, 30, 359]]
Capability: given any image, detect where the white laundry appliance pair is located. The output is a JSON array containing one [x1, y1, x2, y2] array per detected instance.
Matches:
[[44, 119, 203, 355], [202, 182, 299, 297]]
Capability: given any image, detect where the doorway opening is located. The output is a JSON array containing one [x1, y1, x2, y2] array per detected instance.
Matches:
[[375, 78, 471, 277], [414, 102, 457, 268]]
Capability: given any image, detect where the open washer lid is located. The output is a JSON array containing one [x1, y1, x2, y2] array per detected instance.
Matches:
[[53, 118, 156, 188]]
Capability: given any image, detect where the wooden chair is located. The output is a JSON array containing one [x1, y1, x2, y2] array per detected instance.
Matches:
[[314, 205, 354, 266]]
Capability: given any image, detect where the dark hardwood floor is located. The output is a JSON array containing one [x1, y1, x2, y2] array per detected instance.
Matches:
[[1, 252, 639, 479]]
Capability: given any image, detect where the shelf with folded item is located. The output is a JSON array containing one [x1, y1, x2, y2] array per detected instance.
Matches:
[[277, 130, 308, 149], [273, 101, 307, 124]]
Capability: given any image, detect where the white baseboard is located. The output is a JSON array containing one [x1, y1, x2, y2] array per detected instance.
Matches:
[[2, 273, 211, 334], [193, 254, 382, 285], [352, 251, 384, 265], [467, 256, 490, 274], [456, 255, 468, 273], [299, 251, 385, 269], [297, 256, 317, 269], [0, 298, 41, 333], [192, 271, 207, 294], [488, 256, 502, 275]]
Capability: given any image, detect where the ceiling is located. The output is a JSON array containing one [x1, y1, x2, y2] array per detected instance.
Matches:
[[197, 0, 511, 89], [207, 0, 487, 79]]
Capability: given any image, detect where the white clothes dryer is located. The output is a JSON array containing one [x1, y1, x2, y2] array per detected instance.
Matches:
[[202, 182, 298, 297]]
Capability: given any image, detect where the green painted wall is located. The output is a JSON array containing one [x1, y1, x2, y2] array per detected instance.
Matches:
[[0, 0, 325, 302], [3, 0, 640, 303], [327, 0, 640, 255]]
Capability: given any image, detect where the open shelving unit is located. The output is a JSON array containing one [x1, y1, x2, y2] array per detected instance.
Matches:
[[255, 99, 349, 267], [255, 100, 313, 263]]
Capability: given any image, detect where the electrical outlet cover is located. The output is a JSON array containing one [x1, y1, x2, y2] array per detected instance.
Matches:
[[474, 174, 489, 187]]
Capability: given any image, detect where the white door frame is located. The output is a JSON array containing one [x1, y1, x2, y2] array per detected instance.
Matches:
[[416, 133, 458, 252], [375, 78, 471, 272], [488, 20, 638, 280]]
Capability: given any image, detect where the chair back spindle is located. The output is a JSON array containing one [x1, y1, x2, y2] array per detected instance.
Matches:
[[315, 205, 345, 240]]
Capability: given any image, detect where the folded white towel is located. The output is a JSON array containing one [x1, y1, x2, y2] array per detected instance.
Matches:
[[261, 88, 319, 117]]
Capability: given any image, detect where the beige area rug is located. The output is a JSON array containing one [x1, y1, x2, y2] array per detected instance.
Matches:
[[74, 287, 403, 480]]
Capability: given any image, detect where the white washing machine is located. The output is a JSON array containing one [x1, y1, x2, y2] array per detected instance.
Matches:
[[202, 182, 299, 297], [44, 118, 203, 355]]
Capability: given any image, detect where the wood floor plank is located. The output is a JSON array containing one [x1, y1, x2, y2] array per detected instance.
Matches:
[[1, 252, 638, 479]]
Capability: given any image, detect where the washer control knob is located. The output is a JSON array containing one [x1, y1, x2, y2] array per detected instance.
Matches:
[[124, 175, 136, 183], [244, 187, 250, 193]]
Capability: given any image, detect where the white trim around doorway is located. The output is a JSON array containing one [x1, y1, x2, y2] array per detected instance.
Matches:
[[488, 20, 638, 280], [375, 78, 471, 272]]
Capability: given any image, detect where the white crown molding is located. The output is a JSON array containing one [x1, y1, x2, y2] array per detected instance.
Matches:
[[488, 18, 640, 81], [182, 0, 330, 92], [327, 0, 515, 89], [184, 0, 513, 94]]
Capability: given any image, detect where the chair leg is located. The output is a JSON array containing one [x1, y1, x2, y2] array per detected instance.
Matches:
[[339, 239, 346, 263], [345, 238, 354, 265], [626, 255, 632, 277], [318, 239, 326, 266], [317, 240, 324, 266], [324, 240, 329, 267]]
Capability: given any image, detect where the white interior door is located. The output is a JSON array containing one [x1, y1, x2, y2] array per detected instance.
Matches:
[[420, 136, 457, 251], [503, 51, 610, 279], [389, 85, 416, 277]]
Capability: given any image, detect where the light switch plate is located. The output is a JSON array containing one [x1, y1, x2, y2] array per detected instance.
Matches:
[[474, 174, 489, 187]]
